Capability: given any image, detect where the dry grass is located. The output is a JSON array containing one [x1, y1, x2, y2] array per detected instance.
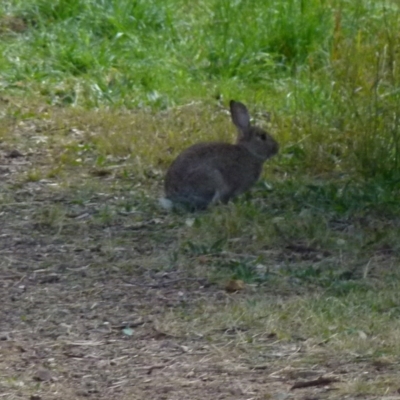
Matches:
[[1, 99, 400, 399]]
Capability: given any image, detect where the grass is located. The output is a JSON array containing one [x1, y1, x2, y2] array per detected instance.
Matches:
[[1, 0, 400, 398], [1, 0, 400, 180]]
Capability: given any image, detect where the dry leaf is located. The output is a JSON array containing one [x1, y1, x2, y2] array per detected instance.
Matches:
[[225, 279, 245, 292]]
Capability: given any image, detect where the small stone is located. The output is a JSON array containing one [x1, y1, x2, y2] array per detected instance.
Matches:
[[33, 369, 52, 382], [6, 149, 24, 158]]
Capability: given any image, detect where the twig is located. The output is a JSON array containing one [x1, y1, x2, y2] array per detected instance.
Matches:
[[147, 364, 166, 375], [291, 376, 339, 390]]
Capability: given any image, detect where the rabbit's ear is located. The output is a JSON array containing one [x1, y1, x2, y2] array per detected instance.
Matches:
[[230, 101, 251, 139]]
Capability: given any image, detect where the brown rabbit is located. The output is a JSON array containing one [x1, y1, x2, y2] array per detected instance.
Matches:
[[163, 100, 278, 210]]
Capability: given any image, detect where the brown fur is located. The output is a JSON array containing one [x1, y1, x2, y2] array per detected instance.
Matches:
[[164, 101, 279, 210]]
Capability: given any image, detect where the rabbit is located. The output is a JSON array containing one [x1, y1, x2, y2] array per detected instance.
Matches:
[[162, 100, 279, 210]]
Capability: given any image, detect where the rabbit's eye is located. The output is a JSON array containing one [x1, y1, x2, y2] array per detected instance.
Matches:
[[260, 133, 267, 141]]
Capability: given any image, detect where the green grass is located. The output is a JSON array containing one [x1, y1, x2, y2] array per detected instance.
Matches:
[[1, 0, 400, 180], [1, 1, 400, 397]]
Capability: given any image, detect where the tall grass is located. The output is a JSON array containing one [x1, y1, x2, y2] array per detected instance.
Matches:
[[1, 0, 400, 179]]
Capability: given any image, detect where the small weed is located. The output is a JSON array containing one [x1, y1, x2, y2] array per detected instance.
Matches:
[[25, 168, 42, 182], [214, 259, 268, 283], [94, 204, 115, 225], [32, 204, 66, 232], [182, 237, 226, 257]]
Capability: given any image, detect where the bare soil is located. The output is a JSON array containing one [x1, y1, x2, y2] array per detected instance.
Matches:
[[1, 133, 400, 400]]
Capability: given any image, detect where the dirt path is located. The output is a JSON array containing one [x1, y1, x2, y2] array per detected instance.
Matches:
[[1, 135, 400, 400]]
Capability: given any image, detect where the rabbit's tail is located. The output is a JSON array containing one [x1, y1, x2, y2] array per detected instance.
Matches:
[[159, 197, 174, 211]]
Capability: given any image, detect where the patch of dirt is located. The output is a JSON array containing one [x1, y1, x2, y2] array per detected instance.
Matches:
[[1, 124, 400, 400], [0, 15, 28, 34], [0, 192, 285, 399]]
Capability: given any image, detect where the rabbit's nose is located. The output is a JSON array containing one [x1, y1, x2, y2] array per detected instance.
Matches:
[[271, 140, 279, 155]]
